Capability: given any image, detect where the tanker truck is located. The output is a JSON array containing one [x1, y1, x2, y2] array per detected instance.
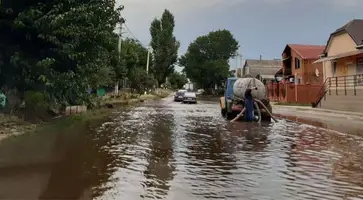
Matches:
[[219, 77, 272, 121]]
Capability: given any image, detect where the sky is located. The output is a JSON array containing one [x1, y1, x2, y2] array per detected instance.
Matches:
[[117, 0, 363, 71]]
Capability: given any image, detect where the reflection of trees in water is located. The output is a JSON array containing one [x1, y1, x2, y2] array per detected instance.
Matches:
[[141, 113, 176, 199], [39, 118, 138, 200], [184, 117, 238, 175]]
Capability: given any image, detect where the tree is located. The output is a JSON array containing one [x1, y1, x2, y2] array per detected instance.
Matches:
[[149, 9, 180, 86], [0, 0, 123, 106], [116, 38, 156, 93], [167, 71, 188, 89], [128, 68, 156, 93], [120, 38, 149, 78], [179, 29, 239, 90]]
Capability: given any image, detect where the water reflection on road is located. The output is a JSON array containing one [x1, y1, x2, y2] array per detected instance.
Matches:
[[0, 96, 363, 200]]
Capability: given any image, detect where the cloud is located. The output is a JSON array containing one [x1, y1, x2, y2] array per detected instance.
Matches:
[[117, 0, 248, 45], [117, 0, 246, 24], [329, 0, 362, 7], [117, 0, 292, 45]]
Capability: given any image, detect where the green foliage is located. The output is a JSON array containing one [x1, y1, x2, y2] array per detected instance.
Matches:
[[128, 68, 157, 93], [121, 38, 149, 77], [149, 9, 180, 86], [24, 91, 48, 111], [167, 71, 188, 89], [0, 0, 123, 107], [0, 1, 176, 116], [179, 29, 239, 89]]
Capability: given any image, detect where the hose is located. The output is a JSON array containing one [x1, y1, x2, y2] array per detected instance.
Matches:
[[254, 98, 278, 122], [254, 101, 261, 123]]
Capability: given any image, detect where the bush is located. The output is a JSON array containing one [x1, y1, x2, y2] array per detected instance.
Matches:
[[24, 91, 48, 111], [216, 88, 225, 96]]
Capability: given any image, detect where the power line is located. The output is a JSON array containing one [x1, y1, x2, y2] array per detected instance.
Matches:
[[123, 23, 137, 40], [124, 22, 148, 48]]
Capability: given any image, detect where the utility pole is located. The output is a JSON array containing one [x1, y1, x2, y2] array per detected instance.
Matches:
[[146, 47, 150, 75], [239, 54, 243, 77], [145, 47, 151, 94], [115, 6, 125, 98]]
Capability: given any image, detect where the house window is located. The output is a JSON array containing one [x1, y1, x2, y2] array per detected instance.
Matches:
[[295, 58, 300, 69]]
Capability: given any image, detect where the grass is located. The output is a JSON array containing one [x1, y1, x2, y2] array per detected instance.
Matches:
[[0, 114, 36, 139], [273, 102, 311, 107], [103, 89, 171, 105]]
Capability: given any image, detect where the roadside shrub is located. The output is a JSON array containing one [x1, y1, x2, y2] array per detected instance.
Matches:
[[24, 91, 48, 112], [216, 88, 225, 96]]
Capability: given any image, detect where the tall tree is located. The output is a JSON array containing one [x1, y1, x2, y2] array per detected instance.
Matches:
[[179, 29, 239, 90], [116, 38, 156, 93], [149, 9, 179, 86], [167, 71, 188, 89], [0, 0, 123, 106]]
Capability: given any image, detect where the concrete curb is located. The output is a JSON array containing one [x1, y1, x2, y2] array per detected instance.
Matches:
[[272, 105, 363, 119]]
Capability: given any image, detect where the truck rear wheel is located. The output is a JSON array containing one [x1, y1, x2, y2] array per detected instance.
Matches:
[[221, 108, 226, 117], [225, 111, 236, 120]]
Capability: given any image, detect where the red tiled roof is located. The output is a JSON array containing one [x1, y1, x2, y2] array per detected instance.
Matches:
[[288, 44, 325, 60]]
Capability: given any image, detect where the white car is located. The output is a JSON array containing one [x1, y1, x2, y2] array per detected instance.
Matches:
[[183, 92, 197, 104], [174, 89, 187, 102]]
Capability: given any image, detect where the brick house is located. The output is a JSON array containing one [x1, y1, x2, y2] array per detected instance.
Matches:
[[281, 44, 325, 85]]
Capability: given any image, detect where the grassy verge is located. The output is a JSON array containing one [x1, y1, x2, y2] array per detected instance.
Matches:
[[0, 114, 36, 140], [273, 102, 311, 107], [102, 89, 172, 105]]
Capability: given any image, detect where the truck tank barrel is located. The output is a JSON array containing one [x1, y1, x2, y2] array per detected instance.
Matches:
[[232, 78, 266, 100]]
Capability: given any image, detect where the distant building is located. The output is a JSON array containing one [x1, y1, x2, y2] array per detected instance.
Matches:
[[184, 79, 194, 91], [242, 56, 282, 84]]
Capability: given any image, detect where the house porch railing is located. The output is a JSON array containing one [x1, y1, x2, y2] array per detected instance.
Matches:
[[312, 74, 363, 107]]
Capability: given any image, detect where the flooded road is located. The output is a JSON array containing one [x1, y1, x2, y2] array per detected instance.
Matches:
[[1, 97, 363, 200]]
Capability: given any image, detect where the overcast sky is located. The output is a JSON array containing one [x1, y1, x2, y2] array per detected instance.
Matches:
[[117, 0, 363, 70]]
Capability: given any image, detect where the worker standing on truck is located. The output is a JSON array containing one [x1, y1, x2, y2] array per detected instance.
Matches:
[[230, 86, 256, 122]]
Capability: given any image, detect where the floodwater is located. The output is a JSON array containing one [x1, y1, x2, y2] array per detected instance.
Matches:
[[0, 97, 363, 200]]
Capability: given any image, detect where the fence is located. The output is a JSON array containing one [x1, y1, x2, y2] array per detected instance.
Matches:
[[267, 82, 322, 104], [312, 74, 363, 107], [64, 105, 87, 116]]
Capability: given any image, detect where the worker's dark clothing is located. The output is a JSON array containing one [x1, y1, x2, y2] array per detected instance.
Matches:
[[244, 88, 254, 121]]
